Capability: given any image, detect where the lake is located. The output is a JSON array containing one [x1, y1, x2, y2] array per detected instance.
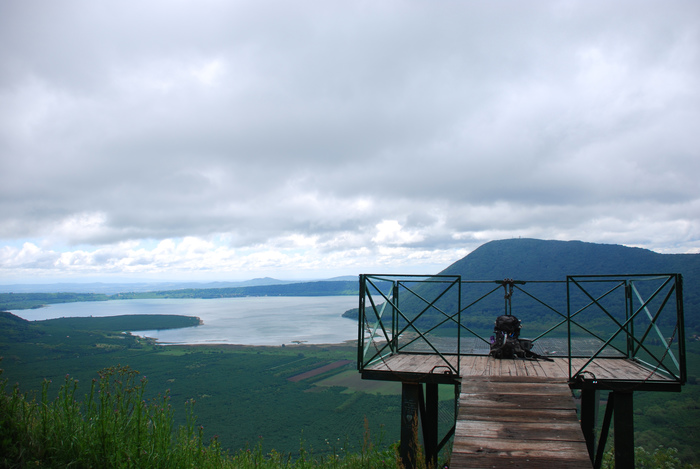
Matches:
[[11, 296, 360, 346]]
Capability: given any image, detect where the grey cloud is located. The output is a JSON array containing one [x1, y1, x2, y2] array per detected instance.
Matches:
[[1, 0, 699, 280]]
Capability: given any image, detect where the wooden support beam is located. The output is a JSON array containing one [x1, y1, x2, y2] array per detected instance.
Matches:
[[613, 391, 634, 469], [400, 382, 421, 469], [424, 383, 439, 468], [580, 389, 599, 461]]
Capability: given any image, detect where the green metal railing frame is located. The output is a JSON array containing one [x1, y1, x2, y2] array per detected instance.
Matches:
[[358, 273, 686, 386], [358, 274, 462, 375], [566, 274, 686, 384]]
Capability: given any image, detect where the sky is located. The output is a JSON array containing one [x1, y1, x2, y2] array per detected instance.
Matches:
[[1, 1, 699, 284]]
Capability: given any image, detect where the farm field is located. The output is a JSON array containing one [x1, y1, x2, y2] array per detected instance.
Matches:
[[0, 312, 405, 456], [1, 310, 698, 464]]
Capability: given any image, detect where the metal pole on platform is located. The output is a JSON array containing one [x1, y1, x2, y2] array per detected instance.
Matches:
[[626, 280, 634, 358], [393, 282, 400, 353], [358, 275, 365, 368]]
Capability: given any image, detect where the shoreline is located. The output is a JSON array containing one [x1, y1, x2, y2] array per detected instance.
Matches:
[[162, 339, 359, 351]]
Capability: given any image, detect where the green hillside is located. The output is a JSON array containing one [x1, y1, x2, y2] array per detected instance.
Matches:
[[441, 238, 699, 282], [0, 312, 411, 464], [439, 238, 700, 335]]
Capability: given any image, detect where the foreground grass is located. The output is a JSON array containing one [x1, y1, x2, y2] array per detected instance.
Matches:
[[0, 365, 403, 469]]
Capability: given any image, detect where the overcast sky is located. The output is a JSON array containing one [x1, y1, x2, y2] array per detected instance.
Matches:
[[1, 1, 699, 283]]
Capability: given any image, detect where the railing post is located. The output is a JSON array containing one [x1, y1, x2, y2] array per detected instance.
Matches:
[[677, 274, 687, 384], [457, 276, 461, 375], [626, 281, 634, 358], [393, 281, 400, 353], [358, 274, 365, 369], [567, 276, 572, 380]]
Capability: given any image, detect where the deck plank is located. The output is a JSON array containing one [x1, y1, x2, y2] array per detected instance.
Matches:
[[366, 353, 676, 385], [451, 376, 592, 468]]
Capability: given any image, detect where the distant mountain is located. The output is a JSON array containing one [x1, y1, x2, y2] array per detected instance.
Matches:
[[346, 238, 699, 334], [325, 276, 359, 282], [439, 238, 700, 281], [440, 238, 699, 333], [0, 280, 360, 311], [0, 278, 297, 295], [111, 280, 358, 300], [0, 277, 360, 295]]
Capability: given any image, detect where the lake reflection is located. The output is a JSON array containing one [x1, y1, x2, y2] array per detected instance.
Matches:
[[12, 296, 359, 346]]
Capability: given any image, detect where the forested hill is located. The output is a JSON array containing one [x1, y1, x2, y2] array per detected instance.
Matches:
[[346, 238, 699, 334], [438, 238, 700, 281], [435, 238, 699, 335]]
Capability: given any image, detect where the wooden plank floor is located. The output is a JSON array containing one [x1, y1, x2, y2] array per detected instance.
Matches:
[[364, 354, 673, 382], [362, 353, 674, 467], [362, 353, 675, 467], [451, 375, 592, 468]]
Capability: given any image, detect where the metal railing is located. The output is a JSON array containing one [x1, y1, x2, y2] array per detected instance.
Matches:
[[566, 274, 686, 384], [357, 273, 686, 386], [358, 274, 462, 375]]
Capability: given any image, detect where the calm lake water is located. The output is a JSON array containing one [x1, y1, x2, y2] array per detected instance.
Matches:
[[11, 296, 359, 346]]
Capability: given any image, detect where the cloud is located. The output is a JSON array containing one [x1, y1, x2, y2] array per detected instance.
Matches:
[[1, 0, 699, 281]]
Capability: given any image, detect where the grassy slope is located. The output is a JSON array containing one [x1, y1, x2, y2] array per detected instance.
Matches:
[[0, 312, 405, 457]]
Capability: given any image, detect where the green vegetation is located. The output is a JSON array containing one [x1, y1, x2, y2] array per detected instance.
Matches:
[[601, 446, 700, 469], [40, 314, 202, 331], [1, 308, 698, 466], [632, 340, 700, 464], [0, 312, 409, 461], [0, 365, 401, 468], [0, 292, 109, 310]]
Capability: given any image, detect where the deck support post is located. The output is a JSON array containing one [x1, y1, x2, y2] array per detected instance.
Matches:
[[423, 383, 439, 468], [613, 390, 634, 469], [580, 389, 599, 460], [400, 382, 422, 469], [400, 382, 440, 469]]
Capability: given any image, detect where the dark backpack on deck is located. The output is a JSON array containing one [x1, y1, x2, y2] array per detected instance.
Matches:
[[489, 315, 551, 361]]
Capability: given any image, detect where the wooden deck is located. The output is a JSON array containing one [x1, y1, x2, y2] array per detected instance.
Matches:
[[361, 353, 678, 468], [362, 353, 675, 384], [451, 376, 591, 468]]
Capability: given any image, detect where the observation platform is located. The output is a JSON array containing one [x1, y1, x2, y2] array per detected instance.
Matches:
[[363, 354, 677, 468], [356, 274, 686, 469], [361, 352, 679, 390]]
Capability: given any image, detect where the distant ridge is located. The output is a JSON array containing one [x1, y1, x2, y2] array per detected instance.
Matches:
[[0, 276, 359, 295], [439, 238, 700, 281], [0, 277, 298, 295], [346, 238, 699, 334]]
